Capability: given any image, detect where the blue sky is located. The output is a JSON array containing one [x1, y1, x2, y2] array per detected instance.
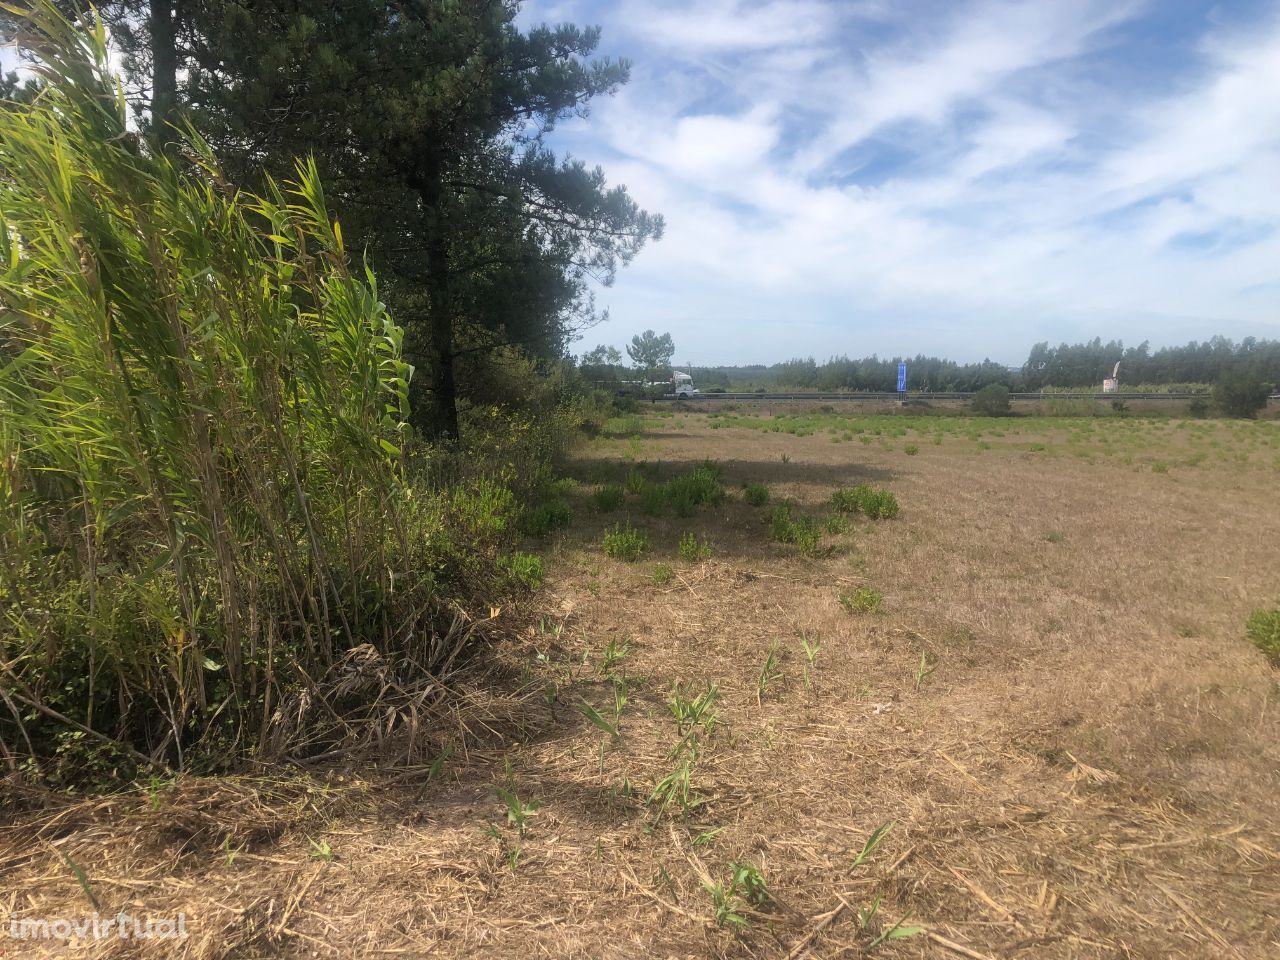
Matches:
[[518, 0, 1280, 366]]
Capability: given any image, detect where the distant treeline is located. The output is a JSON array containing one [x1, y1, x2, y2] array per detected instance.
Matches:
[[681, 336, 1280, 392]]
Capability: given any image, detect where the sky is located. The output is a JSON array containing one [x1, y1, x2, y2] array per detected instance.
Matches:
[[517, 0, 1280, 367]]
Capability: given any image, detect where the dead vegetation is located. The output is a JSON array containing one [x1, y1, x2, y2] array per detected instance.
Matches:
[[3, 411, 1278, 958]]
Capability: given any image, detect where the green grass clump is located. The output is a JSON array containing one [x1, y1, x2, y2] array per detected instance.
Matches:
[[636, 463, 726, 517], [0, 10, 521, 779], [519, 499, 572, 537], [592, 485, 626, 512], [904, 444, 919, 456], [743, 482, 770, 506], [678, 532, 712, 563], [501, 552, 545, 590], [603, 524, 648, 562], [664, 464, 726, 517], [624, 468, 648, 495], [840, 586, 884, 614], [768, 504, 822, 556], [1245, 608, 1280, 665], [830, 484, 900, 519], [652, 563, 675, 586]]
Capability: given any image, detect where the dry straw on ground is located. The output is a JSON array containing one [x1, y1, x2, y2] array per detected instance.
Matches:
[[2, 410, 1278, 958]]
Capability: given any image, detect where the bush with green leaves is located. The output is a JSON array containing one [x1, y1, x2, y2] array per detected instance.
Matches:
[[634, 463, 725, 517], [1246, 608, 1280, 665], [743, 482, 770, 506], [592, 485, 626, 512], [519, 499, 573, 537], [831, 485, 900, 519], [678, 532, 712, 563], [663, 463, 725, 517], [840, 587, 884, 614], [501, 552, 545, 590], [0, 6, 523, 778], [624, 468, 648, 495], [1213, 371, 1272, 419], [652, 563, 675, 586], [768, 504, 822, 556], [603, 524, 648, 561], [971, 383, 1012, 416]]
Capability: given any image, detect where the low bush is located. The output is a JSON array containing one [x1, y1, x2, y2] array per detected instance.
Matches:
[[665, 464, 726, 517], [592, 485, 626, 512], [769, 504, 822, 556], [501, 552, 545, 590], [679, 532, 712, 563], [1214, 371, 1272, 419], [971, 383, 1011, 416], [743, 482, 770, 506], [635, 463, 726, 517], [1246, 608, 1280, 665], [603, 524, 648, 561], [652, 563, 675, 586], [519, 499, 573, 537], [830, 485, 900, 519], [840, 587, 884, 614]]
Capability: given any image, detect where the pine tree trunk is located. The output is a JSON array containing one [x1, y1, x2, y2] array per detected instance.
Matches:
[[149, 0, 178, 137], [412, 163, 459, 442]]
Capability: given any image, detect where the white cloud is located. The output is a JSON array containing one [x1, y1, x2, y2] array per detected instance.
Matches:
[[532, 0, 1280, 362]]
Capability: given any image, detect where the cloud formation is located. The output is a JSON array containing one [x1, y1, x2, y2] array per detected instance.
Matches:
[[531, 0, 1280, 364]]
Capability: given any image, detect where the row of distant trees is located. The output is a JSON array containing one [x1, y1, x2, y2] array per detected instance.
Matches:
[[613, 336, 1280, 392]]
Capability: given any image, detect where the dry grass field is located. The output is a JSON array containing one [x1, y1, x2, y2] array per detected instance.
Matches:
[[4, 409, 1279, 959]]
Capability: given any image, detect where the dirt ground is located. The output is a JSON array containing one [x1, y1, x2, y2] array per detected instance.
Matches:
[[3, 410, 1278, 959]]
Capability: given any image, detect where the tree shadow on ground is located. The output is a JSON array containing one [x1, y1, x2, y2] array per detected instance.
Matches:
[[563, 455, 899, 489]]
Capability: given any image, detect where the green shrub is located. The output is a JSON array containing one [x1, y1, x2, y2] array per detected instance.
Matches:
[[624, 468, 648, 495], [0, 8, 500, 778], [1187, 396, 1211, 418], [840, 587, 883, 614], [743, 482, 770, 506], [603, 524, 648, 561], [790, 516, 822, 556], [501, 552, 545, 590], [864, 490, 900, 519], [519, 499, 573, 537], [1213, 371, 1272, 419], [665, 464, 725, 517], [971, 383, 1011, 416], [652, 563, 675, 586], [451, 479, 517, 541], [592, 485, 626, 512], [768, 504, 821, 555], [769, 504, 797, 542], [830, 485, 899, 519], [678, 532, 712, 563], [1245, 608, 1280, 665], [635, 463, 725, 517], [830, 486, 865, 514], [904, 444, 919, 456]]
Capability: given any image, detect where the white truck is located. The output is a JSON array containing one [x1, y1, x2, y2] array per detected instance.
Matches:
[[671, 371, 698, 397]]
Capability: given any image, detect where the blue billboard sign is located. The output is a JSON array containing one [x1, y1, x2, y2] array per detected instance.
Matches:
[[896, 362, 907, 393]]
